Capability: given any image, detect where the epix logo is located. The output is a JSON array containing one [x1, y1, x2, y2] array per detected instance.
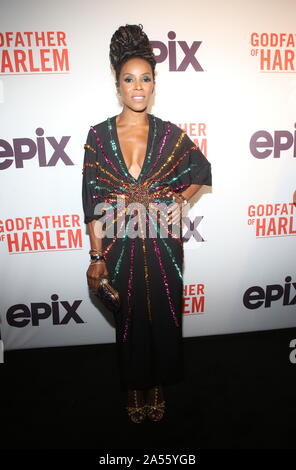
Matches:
[[250, 124, 296, 158], [243, 276, 296, 309], [0, 127, 73, 170], [151, 31, 204, 71], [6, 294, 84, 327]]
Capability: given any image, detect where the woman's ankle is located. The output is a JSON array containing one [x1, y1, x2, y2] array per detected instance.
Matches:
[[127, 389, 145, 407], [146, 385, 164, 405]]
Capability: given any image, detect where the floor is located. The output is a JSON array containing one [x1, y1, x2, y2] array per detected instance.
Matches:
[[1, 327, 296, 456]]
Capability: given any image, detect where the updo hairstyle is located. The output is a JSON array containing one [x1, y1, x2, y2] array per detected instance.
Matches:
[[109, 24, 156, 87]]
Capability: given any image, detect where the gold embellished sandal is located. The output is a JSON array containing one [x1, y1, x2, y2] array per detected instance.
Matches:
[[126, 389, 147, 424], [146, 385, 166, 422]]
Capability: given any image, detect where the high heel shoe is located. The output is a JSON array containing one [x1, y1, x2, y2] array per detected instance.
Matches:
[[126, 389, 147, 424], [145, 385, 166, 422]]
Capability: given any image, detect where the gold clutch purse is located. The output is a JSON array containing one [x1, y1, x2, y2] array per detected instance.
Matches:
[[96, 277, 120, 313]]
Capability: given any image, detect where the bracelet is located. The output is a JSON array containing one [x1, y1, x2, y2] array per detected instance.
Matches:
[[89, 249, 106, 262], [89, 249, 103, 255], [90, 253, 106, 262]]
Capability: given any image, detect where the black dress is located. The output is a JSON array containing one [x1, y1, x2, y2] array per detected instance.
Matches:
[[82, 113, 212, 389]]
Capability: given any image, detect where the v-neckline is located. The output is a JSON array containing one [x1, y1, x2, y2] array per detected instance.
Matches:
[[112, 113, 152, 182]]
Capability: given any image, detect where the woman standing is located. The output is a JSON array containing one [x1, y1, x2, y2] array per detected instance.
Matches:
[[82, 24, 212, 423]]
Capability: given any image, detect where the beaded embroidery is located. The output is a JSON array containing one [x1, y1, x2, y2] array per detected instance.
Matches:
[[84, 143, 96, 154], [83, 116, 203, 342]]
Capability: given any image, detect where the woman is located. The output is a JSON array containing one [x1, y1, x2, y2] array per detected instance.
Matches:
[[82, 24, 212, 423]]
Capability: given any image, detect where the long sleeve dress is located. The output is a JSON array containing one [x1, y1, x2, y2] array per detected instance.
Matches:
[[82, 113, 212, 390]]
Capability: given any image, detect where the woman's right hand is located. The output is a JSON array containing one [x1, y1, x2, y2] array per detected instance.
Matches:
[[87, 261, 109, 294]]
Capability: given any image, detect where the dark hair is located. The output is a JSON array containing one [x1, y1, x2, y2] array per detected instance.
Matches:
[[109, 24, 156, 87]]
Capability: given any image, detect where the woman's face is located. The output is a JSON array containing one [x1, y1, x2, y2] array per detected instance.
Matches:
[[117, 57, 155, 112]]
